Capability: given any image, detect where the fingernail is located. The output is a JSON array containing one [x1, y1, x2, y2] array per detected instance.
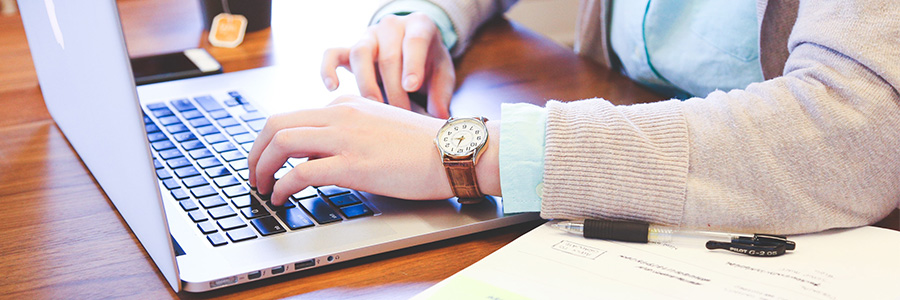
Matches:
[[324, 77, 336, 91], [366, 95, 379, 101], [403, 74, 418, 91]]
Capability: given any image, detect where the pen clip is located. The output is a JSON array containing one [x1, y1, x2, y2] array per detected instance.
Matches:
[[705, 234, 796, 257]]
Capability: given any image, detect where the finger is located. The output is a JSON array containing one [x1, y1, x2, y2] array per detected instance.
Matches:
[[271, 156, 346, 206], [349, 30, 383, 102], [254, 127, 339, 196], [400, 14, 437, 92], [426, 52, 455, 119], [248, 109, 337, 187], [374, 18, 411, 110], [321, 48, 351, 91]]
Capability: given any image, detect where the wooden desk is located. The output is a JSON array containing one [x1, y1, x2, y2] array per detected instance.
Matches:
[[1, 1, 896, 299]]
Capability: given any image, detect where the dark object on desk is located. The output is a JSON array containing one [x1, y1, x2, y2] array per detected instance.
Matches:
[[200, 0, 272, 32], [130, 48, 222, 85], [554, 219, 796, 257]]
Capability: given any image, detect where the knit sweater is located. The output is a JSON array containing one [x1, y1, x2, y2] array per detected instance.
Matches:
[[374, 0, 900, 234]]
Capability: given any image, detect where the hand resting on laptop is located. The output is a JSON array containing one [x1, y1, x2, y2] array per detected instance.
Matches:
[[248, 96, 502, 206]]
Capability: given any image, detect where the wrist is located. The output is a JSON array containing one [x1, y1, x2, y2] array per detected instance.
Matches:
[[476, 121, 501, 196]]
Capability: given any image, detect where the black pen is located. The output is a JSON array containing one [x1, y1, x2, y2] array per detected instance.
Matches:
[[552, 219, 795, 257]]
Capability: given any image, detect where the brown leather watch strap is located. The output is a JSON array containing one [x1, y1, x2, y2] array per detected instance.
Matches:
[[443, 157, 484, 203]]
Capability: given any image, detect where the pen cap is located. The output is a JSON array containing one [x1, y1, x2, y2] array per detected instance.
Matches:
[[583, 219, 650, 243]]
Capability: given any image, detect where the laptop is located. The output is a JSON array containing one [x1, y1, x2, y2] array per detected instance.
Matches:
[[18, 0, 539, 293]]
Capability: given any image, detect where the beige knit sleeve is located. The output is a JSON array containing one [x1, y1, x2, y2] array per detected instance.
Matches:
[[540, 0, 900, 235]]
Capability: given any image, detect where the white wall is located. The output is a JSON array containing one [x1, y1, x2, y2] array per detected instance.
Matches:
[[504, 0, 579, 48]]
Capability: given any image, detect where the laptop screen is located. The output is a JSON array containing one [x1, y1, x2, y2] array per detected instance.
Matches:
[[18, 0, 180, 291]]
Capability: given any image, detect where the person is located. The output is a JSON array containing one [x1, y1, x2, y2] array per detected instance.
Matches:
[[248, 0, 900, 235]]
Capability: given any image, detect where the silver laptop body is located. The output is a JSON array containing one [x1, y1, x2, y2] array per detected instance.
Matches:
[[18, 0, 539, 292]]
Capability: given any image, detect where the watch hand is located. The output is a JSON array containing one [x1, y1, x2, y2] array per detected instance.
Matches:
[[455, 135, 465, 146]]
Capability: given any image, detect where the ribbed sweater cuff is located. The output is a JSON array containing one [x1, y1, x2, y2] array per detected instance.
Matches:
[[540, 99, 689, 226]]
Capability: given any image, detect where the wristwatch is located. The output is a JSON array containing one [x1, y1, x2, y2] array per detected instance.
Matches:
[[434, 117, 489, 204]]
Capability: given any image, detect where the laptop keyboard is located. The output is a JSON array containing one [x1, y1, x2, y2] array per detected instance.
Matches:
[[144, 91, 376, 247]]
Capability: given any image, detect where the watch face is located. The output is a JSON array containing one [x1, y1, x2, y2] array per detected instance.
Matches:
[[437, 118, 487, 156]]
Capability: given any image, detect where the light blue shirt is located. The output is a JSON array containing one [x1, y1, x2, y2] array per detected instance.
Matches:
[[376, 0, 764, 214]]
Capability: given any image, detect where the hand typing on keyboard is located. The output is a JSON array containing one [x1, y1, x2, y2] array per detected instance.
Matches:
[[248, 96, 501, 206]]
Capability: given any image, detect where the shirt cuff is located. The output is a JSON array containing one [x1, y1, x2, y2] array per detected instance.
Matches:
[[370, 0, 458, 50], [499, 103, 547, 214]]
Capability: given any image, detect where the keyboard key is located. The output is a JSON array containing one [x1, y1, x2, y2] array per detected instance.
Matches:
[[231, 194, 254, 208], [318, 185, 351, 197], [198, 195, 227, 209], [232, 133, 255, 144], [151, 140, 175, 151], [145, 124, 161, 134], [181, 109, 204, 120], [171, 188, 190, 200], [189, 149, 214, 160], [208, 206, 237, 219], [298, 197, 342, 224], [221, 150, 245, 162], [266, 199, 295, 211], [217, 216, 247, 230], [195, 125, 219, 136], [276, 208, 314, 230], [217, 117, 239, 128], [223, 185, 250, 198], [194, 95, 224, 112], [341, 204, 374, 219], [197, 157, 223, 169], [225, 125, 249, 136], [165, 123, 189, 134], [180, 140, 206, 151], [156, 169, 172, 180], [157, 116, 181, 126], [162, 178, 181, 190], [143, 115, 153, 124], [147, 132, 167, 142], [250, 216, 286, 236], [174, 166, 201, 178], [173, 132, 197, 143], [204, 133, 228, 144], [158, 149, 183, 160], [207, 232, 228, 246], [153, 159, 164, 169], [224, 98, 240, 107], [212, 142, 237, 153], [188, 210, 208, 222], [190, 185, 218, 198], [208, 110, 231, 120], [151, 107, 174, 117], [240, 112, 265, 122], [146, 102, 168, 110], [205, 166, 231, 178], [230, 159, 248, 170], [179, 199, 199, 211], [274, 168, 290, 180], [242, 104, 257, 112], [170, 98, 196, 112], [225, 227, 257, 242], [292, 186, 318, 200], [189, 117, 212, 128], [197, 221, 218, 234], [213, 176, 240, 188], [182, 176, 209, 189], [237, 170, 250, 180], [247, 119, 266, 132], [241, 201, 270, 219], [240, 143, 253, 152], [166, 157, 191, 169], [328, 193, 362, 207]]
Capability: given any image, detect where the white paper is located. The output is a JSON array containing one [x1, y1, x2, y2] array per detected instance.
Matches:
[[415, 224, 900, 300]]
